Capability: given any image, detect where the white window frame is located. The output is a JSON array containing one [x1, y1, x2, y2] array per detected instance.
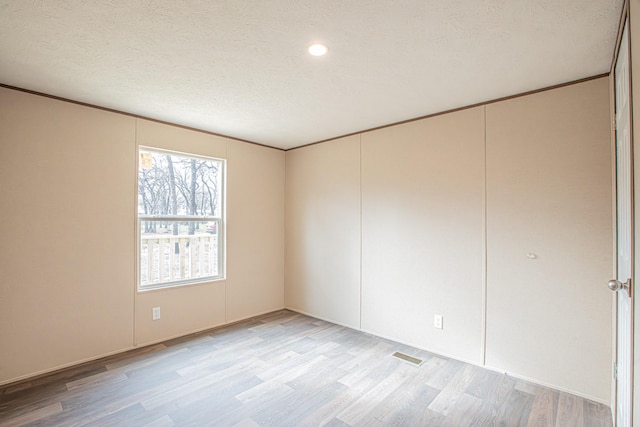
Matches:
[[136, 147, 226, 291]]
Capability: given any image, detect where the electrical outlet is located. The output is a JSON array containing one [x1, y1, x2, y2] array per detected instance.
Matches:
[[434, 314, 443, 329], [152, 307, 161, 321]]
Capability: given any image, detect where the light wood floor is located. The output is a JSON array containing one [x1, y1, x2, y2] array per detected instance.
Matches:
[[0, 310, 611, 426]]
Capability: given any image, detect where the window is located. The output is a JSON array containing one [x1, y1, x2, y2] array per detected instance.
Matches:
[[137, 148, 225, 290]]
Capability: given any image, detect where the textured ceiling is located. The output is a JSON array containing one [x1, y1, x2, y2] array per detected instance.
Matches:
[[0, 0, 623, 149]]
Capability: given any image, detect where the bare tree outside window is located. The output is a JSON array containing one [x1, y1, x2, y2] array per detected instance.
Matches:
[[138, 148, 224, 289]]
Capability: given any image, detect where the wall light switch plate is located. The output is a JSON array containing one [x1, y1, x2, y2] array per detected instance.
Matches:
[[152, 307, 161, 321], [434, 314, 443, 329]]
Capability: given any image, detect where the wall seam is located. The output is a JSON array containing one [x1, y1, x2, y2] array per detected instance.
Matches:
[[133, 118, 138, 347], [225, 140, 229, 324], [283, 149, 287, 310], [359, 134, 363, 330], [482, 105, 488, 366]]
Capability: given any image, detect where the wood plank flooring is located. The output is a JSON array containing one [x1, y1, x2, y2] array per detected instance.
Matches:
[[0, 310, 612, 426]]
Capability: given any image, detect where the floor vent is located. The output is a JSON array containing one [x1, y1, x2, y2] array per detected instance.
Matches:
[[392, 352, 423, 366]]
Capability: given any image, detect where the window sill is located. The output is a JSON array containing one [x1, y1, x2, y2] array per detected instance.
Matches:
[[137, 276, 226, 293]]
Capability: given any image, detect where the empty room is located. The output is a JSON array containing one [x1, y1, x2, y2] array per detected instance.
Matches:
[[1, 1, 639, 426]]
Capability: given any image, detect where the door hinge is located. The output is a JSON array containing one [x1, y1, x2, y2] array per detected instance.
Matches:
[[613, 116, 617, 129], [614, 362, 618, 380]]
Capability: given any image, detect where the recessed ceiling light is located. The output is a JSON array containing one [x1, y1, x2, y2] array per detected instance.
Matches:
[[308, 43, 329, 56]]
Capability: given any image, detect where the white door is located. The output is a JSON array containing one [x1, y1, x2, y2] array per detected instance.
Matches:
[[611, 18, 633, 427]]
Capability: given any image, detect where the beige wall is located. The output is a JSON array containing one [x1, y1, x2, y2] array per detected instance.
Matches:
[[485, 78, 612, 402], [0, 76, 614, 403], [361, 107, 485, 364], [226, 140, 285, 324], [284, 77, 612, 402], [0, 88, 136, 383], [285, 136, 361, 329], [0, 88, 285, 385]]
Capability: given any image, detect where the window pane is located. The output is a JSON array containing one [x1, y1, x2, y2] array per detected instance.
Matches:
[[137, 147, 225, 290], [138, 150, 223, 218], [139, 220, 219, 287]]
